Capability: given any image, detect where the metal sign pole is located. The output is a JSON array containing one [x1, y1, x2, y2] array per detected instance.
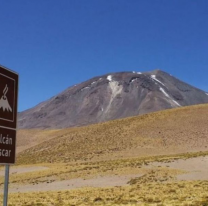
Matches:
[[3, 165, 10, 206]]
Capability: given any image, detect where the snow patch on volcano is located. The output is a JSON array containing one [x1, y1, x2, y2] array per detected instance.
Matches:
[[160, 87, 181, 107], [107, 75, 112, 82], [151, 75, 165, 86], [105, 79, 122, 114], [159, 87, 170, 98], [133, 71, 142, 74]]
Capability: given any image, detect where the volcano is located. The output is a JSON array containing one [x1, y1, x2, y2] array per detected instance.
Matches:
[[0, 84, 12, 112], [18, 69, 208, 129], [0, 97, 12, 112]]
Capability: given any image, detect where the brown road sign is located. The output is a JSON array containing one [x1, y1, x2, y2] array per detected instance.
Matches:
[[0, 128, 16, 164], [0, 66, 18, 164]]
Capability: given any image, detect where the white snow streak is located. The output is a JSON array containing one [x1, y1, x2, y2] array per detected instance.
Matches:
[[109, 81, 122, 98], [105, 79, 122, 114], [107, 75, 112, 82], [80, 79, 100, 92], [159, 87, 181, 107], [80, 86, 90, 91], [151, 75, 181, 107], [130, 78, 138, 83], [206, 92, 208, 96], [172, 100, 181, 107], [151, 75, 165, 86], [133, 71, 142, 74], [159, 87, 170, 98]]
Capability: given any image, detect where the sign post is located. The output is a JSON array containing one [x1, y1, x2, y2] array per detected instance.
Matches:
[[0, 65, 18, 206], [3, 165, 10, 206]]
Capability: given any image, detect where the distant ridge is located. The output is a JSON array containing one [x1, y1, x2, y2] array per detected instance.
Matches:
[[18, 69, 208, 129]]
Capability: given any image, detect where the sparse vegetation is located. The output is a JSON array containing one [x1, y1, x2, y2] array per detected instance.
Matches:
[[1, 150, 208, 186], [17, 104, 208, 164], [1, 181, 208, 205], [1, 104, 208, 205]]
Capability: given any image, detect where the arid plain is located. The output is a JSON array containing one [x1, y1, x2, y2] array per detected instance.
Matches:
[[1, 103, 208, 205]]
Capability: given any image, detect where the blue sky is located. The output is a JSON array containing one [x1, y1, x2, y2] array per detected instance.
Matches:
[[0, 0, 207, 111]]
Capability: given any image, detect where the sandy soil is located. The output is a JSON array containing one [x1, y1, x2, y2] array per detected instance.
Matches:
[[0, 166, 48, 176], [0, 174, 141, 193], [151, 156, 208, 181], [1, 156, 208, 193]]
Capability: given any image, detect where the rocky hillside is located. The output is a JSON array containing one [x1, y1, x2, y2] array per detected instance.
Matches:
[[18, 69, 208, 129]]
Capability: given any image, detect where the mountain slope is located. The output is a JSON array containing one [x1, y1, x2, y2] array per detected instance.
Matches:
[[18, 69, 208, 129], [17, 103, 208, 164]]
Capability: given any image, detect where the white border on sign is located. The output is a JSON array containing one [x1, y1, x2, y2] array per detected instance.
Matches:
[[0, 73, 15, 122]]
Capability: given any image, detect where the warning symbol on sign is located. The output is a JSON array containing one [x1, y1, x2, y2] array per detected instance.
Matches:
[[0, 85, 12, 112], [0, 72, 16, 124]]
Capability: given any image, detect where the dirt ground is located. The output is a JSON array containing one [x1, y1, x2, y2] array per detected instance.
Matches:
[[150, 156, 208, 181], [1, 155, 208, 194], [0, 166, 48, 176], [0, 173, 141, 193]]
